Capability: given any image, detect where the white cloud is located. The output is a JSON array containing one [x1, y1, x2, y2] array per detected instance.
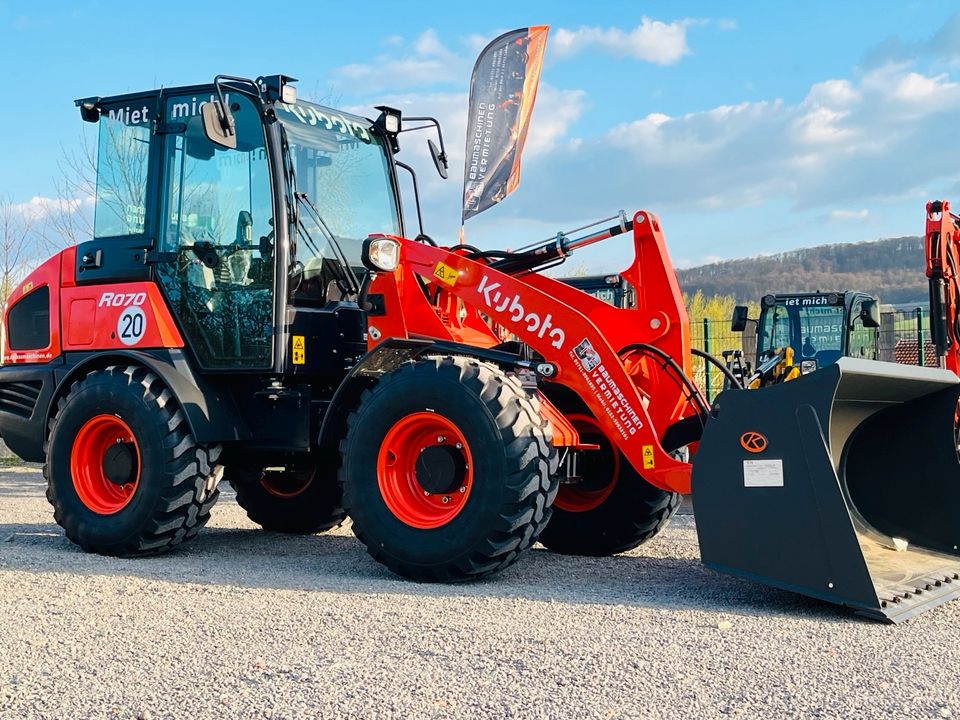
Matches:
[[327, 18, 960, 261], [804, 79, 860, 107], [10, 195, 90, 221], [892, 71, 959, 103], [334, 29, 468, 92], [794, 107, 855, 145], [828, 209, 870, 221], [552, 18, 696, 66], [485, 61, 960, 229]]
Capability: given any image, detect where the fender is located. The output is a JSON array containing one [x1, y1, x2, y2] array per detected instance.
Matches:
[[52, 349, 249, 446], [318, 338, 448, 450], [318, 337, 545, 449]]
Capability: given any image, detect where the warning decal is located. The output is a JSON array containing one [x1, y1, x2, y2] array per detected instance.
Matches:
[[642, 444, 655, 469], [292, 335, 306, 365], [433, 262, 458, 286]]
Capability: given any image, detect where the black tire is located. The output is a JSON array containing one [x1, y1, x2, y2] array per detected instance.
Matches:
[[339, 356, 558, 582], [227, 457, 345, 534], [44, 365, 222, 556], [537, 411, 681, 556]]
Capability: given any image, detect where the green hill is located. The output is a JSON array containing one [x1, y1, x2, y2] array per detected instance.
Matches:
[[676, 236, 927, 305]]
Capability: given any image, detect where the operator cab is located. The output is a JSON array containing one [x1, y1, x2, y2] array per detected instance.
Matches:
[[74, 75, 402, 375], [561, 274, 635, 308], [732, 291, 881, 376]]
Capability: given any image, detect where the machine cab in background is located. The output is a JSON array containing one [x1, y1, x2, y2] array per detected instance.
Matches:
[[732, 291, 881, 375], [561, 274, 635, 308]]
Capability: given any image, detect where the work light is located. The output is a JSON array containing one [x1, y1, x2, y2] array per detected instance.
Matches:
[[374, 106, 402, 134], [362, 236, 401, 272]]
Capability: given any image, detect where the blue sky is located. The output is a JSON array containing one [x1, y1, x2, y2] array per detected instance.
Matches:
[[2, 1, 960, 271]]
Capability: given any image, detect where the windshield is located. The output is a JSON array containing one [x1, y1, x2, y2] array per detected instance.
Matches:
[[276, 101, 400, 269], [758, 302, 845, 365]]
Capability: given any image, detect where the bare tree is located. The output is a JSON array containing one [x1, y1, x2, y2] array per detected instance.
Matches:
[[45, 135, 97, 250], [0, 198, 42, 306]]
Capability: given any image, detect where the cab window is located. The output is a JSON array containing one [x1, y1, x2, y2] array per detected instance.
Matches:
[[849, 299, 879, 360], [93, 102, 152, 238]]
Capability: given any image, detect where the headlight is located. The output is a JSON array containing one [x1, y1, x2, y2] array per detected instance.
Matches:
[[362, 236, 401, 272], [800, 359, 818, 374]]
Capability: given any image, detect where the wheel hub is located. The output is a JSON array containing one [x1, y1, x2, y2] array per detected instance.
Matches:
[[102, 441, 138, 486], [415, 445, 467, 494]]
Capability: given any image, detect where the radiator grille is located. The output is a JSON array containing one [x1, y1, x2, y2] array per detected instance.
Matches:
[[0, 381, 42, 420]]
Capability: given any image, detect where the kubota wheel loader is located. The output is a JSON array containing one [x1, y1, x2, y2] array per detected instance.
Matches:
[[3, 74, 960, 622]]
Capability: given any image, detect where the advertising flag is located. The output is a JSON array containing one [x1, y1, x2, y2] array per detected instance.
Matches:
[[462, 26, 549, 223]]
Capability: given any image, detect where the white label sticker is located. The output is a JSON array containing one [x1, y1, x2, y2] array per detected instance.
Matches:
[[117, 306, 147, 346], [743, 459, 784, 488]]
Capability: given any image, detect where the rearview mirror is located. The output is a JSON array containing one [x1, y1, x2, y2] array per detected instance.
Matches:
[[428, 139, 448, 179], [731, 305, 749, 332], [202, 100, 237, 149], [860, 299, 880, 328]]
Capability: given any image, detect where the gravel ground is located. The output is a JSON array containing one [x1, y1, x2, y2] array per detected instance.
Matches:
[[1, 466, 960, 720]]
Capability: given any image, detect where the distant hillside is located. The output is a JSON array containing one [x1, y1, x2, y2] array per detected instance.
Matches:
[[676, 236, 927, 305]]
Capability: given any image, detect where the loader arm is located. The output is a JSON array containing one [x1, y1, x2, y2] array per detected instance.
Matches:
[[365, 210, 702, 495]]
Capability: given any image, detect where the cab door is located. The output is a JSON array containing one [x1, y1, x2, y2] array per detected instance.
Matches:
[[154, 92, 276, 369], [75, 93, 161, 286]]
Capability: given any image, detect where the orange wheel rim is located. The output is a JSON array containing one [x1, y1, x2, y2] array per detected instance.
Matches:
[[70, 414, 141, 515], [260, 468, 314, 499], [377, 412, 473, 529], [554, 413, 619, 513]]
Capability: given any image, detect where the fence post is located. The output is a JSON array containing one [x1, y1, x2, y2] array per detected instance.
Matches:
[[917, 307, 925, 367], [703, 317, 712, 403]]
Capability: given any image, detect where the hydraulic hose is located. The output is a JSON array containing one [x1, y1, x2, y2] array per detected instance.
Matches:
[[618, 343, 711, 417], [691, 348, 744, 390]]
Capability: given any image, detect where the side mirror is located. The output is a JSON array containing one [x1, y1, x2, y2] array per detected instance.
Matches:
[[860, 299, 880, 328], [202, 100, 237, 149], [731, 305, 749, 332], [428, 139, 448, 179]]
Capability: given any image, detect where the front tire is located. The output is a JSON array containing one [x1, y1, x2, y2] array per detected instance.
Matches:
[[339, 356, 558, 582], [44, 365, 222, 556]]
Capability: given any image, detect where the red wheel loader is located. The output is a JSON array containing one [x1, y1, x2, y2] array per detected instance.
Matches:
[[3, 74, 960, 622]]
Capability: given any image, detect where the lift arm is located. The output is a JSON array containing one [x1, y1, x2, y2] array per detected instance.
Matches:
[[365, 210, 705, 495]]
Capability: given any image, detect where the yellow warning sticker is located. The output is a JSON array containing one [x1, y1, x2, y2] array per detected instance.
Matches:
[[433, 262, 458, 286], [642, 444, 655, 470], [292, 335, 306, 365]]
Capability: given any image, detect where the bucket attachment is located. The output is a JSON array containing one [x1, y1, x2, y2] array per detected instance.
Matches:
[[693, 358, 960, 622]]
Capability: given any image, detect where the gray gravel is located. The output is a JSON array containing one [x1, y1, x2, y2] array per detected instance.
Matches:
[[1, 466, 960, 720]]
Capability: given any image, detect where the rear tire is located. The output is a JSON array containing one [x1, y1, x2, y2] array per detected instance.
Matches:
[[227, 456, 345, 534], [538, 411, 681, 556], [44, 365, 222, 556], [339, 356, 558, 582]]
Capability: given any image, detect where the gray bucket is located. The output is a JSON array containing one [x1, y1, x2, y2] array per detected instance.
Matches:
[[692, 358, 960, 622]]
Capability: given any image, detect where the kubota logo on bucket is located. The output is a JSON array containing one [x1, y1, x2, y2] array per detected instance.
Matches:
[[740, 431, 768, 453]]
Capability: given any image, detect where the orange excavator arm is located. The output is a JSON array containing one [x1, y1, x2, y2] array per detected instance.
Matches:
[[925, 200, 960, 375]]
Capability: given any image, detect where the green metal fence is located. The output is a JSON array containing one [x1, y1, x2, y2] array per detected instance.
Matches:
[[688, 307, 936, 401]]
